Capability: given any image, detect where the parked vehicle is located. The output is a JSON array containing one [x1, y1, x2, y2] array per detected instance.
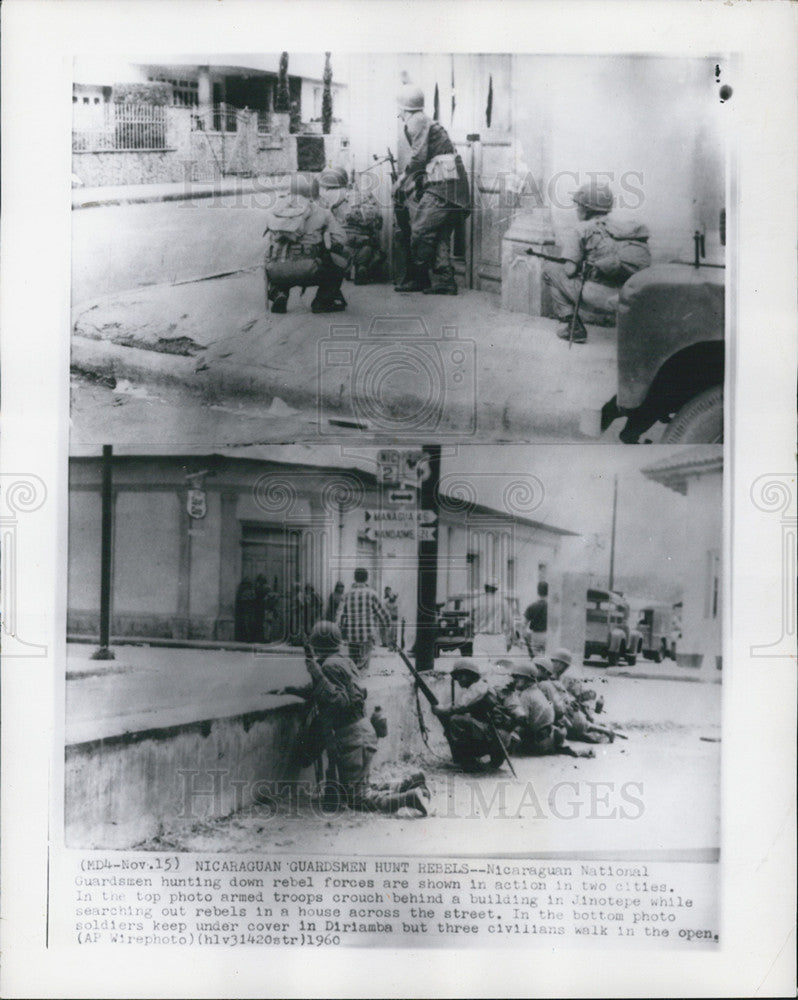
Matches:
[[434, 592, 475, 657], [584, 588, 643, 666], [635, 604, 675, 662], [603, 262, 725, 443]]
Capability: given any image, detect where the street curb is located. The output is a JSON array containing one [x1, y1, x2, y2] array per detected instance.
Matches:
[[71, 332, 590, 442], [72, 178, 285, 211]]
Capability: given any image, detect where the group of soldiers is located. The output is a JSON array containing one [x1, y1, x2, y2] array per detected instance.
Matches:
[[278, 620, 614, 821], [263, 82, 651, 343]]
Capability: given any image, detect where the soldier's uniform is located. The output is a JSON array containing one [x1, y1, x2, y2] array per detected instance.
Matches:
[[503, 663, 562, 756], [432, 661, 511, 771], [318, 168, 387, 285], [294, 622, 429, 814], [394, 85, 470, 295], [543, 180, 651, 342], [263, 175, 349, 314]]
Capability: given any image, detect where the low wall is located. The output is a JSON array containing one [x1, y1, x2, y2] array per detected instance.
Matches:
[[73, 149, 188, 187], [65, 669, 445, 849]]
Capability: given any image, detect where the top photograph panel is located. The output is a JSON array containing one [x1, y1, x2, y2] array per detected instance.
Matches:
[[71, 53, 728, 447]]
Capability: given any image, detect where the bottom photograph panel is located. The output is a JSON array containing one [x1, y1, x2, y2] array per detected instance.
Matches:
[[63, 443, 722, 876]]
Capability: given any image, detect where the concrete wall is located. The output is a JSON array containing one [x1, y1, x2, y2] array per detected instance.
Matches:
[[65, 670, 440, 849]]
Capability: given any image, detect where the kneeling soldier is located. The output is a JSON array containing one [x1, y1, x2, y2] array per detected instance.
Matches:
[[317, 167, 387, 285], [431, 660, 512, 772], [263, 173, 349, 314], [503, 662, 564, 755]]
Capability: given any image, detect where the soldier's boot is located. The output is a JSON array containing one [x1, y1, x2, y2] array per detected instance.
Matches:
[[556, 315, 587, 343], [394, 262, 431, 293], [422, 266, 458, 295], [397, 771, 429, 795], [311, 292, 347, 314], [269, 290, 289, 314], [393, 789, 428, 816]]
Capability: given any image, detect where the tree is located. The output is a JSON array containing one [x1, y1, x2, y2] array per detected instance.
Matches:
[[322, 52, 333, 134], [275, 51, 290, 113]]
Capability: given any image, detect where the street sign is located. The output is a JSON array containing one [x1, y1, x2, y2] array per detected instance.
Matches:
[[387, 489, 415, 505], [376, 449, 431, 487], [187, 489, 206, 519], [417, 509, 437, 524], [418, 526, 437, 541], [364, 509, 415, 524]]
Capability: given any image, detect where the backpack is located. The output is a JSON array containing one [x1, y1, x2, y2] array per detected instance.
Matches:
[[586, 219, 651, 283]]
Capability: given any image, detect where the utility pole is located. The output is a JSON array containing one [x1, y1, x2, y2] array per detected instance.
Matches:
[[608, 473, 618, 592], [414, 444, 441, 671], [92, 444, 115, 660]]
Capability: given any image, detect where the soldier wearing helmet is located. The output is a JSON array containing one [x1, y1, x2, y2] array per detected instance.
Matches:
[[500, 660, 565, 756], [393, 83, 470, 295], [280, 621, 429, 815], [430, 660, 511, 771], [317, 167, 387, 285], [542, 178, 651, 343], [262, 172, 349, 314]]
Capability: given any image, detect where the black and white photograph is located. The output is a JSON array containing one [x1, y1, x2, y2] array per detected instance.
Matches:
[[1, 0, 795, 996], [70, 51, 726, 446]]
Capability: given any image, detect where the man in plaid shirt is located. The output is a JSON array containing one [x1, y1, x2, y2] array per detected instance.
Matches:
[[336, 567, 394, 672]]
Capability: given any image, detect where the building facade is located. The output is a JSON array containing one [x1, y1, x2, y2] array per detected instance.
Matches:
[[68, 449, 574, 647], [642, 446, 723, 674]]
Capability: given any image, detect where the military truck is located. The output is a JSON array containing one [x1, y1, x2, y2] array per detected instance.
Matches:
[[634, 603, 676, 663], [602, 262, 725, 444], [584, 588, 643, 666]]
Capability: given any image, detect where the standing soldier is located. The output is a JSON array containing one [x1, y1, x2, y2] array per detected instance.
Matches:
[[542, 180, 651, 343], [263, 173, 349, 314], [431, 660, 512, 772], [317, 167, 387, 285], [523, 580, 549, 656], [336, 567, 394, 672], [393, 84, 470, 295]]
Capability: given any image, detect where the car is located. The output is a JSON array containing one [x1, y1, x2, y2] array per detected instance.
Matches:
[[434, 592, 475, 657], [602, 262, 725, 443], [584, 588, 643, 666], [634, 603, 676, 663]]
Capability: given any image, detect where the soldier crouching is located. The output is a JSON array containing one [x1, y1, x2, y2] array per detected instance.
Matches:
[[263, 173, 350, 314], [431, 660, 512, 772], [317, 167, 387, 285]]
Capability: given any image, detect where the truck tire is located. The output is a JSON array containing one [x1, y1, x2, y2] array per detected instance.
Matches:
[[460, 642, 473, 657], [607, 643, 622, 667], [661, 385, 723, 443], [625, 651, 637, 666], [651, 646, 663, 664]]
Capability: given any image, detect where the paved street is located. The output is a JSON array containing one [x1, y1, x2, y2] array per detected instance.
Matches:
[[66, 642, 720, 855], [70, 198, 668, 445]]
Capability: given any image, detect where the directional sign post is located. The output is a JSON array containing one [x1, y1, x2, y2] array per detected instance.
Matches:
[[415, 446, 441, 672]]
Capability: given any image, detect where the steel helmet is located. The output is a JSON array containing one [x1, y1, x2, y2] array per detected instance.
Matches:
[[397, 84, 425, 111], [551, 647, 573, 668], [572, 180, 614, 213], [510, 662, 539, 682], [451, 658, 481, 679], [318, 166, 348, 189], [534, 656, 555, 678], [289, 173, 312, 199], [309, 620, 343, 652]]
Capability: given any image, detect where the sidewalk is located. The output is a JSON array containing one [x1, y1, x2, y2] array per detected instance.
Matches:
[[72, 174, 285, 210], [71, 273, 619, 442]]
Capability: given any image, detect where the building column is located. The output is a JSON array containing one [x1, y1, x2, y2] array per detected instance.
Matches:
[[216, 491, 240, 641], [198, 66, 213, 130]]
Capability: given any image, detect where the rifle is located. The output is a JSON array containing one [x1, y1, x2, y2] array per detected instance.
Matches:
[[524, 248, 572, 265], [395, 648, 518, 777], [586, 722, 628, 742]]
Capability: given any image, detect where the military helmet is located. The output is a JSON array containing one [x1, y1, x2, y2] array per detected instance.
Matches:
[[318, 166, 349, 189], [510, 662, 539, 682], [451, 658, 481, 679], [534, 656, 555, 678], [572, 180, 614, 213], [309, 620, 343, 651], [551, 647, 573, 668], [397, 83, 425, 111], [289, 173, 313, 199]]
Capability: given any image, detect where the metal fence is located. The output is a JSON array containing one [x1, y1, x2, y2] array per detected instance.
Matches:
[[191, 103, 249, 134], [72, 103, 168, 152]]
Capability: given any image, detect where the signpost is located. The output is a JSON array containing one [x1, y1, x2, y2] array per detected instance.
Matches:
[[415, 446, 441, 672]]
